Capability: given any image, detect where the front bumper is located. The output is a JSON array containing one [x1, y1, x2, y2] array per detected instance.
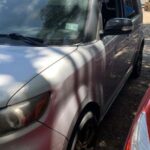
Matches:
[[0, 122, 68, 150]]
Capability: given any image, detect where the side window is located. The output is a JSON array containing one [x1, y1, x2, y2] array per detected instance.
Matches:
[[124, 0, 139, 18], [101, 0, 122, 27]]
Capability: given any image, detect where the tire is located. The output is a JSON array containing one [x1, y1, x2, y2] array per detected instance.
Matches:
[[68, 112, 98, 150], [131, 50, 143, 79]]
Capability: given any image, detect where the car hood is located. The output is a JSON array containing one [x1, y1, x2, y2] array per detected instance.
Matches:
[[0, 45, 77, 108]]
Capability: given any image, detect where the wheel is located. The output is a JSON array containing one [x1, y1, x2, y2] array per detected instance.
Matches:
[[68, 112, 98, 150], [131, 50, 143, 79]]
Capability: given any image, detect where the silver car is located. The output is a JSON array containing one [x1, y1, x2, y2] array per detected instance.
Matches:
[[0, 0, 144, 149]]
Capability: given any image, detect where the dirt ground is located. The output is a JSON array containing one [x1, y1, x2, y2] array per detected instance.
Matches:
[[96, 10, 150, 150]]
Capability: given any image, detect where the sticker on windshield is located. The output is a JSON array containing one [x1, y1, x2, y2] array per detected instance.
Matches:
[[65, 23, 79, 32]]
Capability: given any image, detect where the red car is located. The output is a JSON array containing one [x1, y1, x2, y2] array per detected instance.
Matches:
[[125, 87, 150, 150]]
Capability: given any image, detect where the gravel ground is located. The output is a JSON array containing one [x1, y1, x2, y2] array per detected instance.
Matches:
[[95, 10, 150, 150]]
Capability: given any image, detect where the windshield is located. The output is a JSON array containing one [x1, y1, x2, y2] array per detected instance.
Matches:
[[0, 0, 89, 45]]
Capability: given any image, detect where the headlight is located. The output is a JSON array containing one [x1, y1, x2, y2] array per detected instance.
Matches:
[[125, 88, 150, 150], [130, 112, 150, 150], [0, 92, 50, 136]]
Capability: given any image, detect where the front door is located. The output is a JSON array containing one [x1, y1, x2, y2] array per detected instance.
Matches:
[[100, 0, 133, 113]]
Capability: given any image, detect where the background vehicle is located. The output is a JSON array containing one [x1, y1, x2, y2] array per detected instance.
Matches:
[[0, 0, 144, 149], [124, 87, 150, 150]]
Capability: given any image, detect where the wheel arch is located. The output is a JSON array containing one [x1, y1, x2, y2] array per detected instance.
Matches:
[[82, 102, 101, 122], [66, 101, 100, 150], [131, 38, 144, 79], [134, 38, 144, 64]]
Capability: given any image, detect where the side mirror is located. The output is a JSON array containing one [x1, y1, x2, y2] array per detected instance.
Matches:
[[103, 18, 133, 36]]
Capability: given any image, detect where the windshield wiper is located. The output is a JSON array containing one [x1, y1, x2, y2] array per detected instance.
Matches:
[[0, 33, 44, 46]]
